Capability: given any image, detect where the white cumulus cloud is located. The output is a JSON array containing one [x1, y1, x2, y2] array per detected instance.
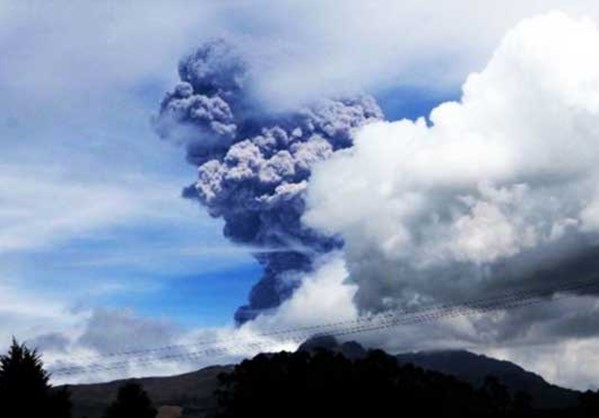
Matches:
[[305, 12, 599, 312]]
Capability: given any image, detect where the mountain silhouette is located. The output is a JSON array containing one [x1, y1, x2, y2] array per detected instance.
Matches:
[[65, 338, 580, 417]]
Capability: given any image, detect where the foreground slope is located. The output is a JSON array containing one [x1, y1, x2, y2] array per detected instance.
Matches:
[[67, 365, 232, 418]]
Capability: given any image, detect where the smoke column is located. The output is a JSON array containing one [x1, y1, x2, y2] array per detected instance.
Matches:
[[154, 40, 382, 323]]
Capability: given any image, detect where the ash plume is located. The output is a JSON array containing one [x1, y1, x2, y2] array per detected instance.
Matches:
[[154, 39, 383, 323]]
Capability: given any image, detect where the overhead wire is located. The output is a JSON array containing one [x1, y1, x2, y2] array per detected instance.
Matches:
[[48, 273, 599, 379]]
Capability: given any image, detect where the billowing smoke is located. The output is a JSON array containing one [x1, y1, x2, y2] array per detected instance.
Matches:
[[154, 39, 383, 322], [304, 12, 599, 313]]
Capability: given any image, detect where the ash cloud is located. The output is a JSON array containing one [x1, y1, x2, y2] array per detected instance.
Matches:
[[154, 39, 383, 322]]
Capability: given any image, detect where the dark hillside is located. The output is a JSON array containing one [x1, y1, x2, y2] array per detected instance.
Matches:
[[396, 350, 579, 409]]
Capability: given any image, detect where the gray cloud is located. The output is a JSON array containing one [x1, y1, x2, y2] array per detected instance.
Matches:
[[77, 309, 181, 355], [28, 332, 71, 353]]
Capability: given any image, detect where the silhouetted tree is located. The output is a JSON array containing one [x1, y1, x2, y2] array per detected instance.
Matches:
[[579, 390, 599, 417], [0, 338, 71, 418], [511, 390, 532, 417], [214, 348, 523, 418], [481, 375, 511, 416], [103, 381, 156, 418]]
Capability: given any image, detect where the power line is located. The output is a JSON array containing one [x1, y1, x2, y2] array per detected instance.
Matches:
[[56, 273, 595, 364], [48, 274, 599, 378], [50, 276, 599, 376]]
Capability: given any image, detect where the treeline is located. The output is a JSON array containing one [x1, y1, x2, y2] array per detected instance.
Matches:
[[214, 349, 599, 418], [3, 339, 599, 417]]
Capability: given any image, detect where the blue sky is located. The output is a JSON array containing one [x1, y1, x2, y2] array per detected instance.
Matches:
[[0, 90, 259, 328]]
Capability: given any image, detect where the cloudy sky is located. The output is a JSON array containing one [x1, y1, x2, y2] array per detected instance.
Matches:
[[6, 0, 599, 390]]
